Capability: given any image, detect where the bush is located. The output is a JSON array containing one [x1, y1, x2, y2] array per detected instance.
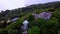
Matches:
[[28, 18, 46, 29], [8, 30, 20, 34], [0, 14, 29, 33], [34, 9, 42, 14], [28, 26, 39, 34], [27, 13, 35, 22], [28, 17, 58, 34], [58, 31, 60, 34]]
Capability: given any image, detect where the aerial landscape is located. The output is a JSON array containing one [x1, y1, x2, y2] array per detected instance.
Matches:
[[0, 0, 60, 34]]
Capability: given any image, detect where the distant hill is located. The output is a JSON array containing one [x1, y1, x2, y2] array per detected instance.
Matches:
[[0, 1, 60, 20], [26, 1, 60, 9]]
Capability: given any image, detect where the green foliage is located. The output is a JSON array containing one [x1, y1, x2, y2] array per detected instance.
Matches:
[[58, 31, 60, 34], [34, 9, 42, 14], [27, 13, 35, 22], [8, 30, 20, 34], [5, 18, 24, 30], [28, 26, 39, 34], [0, 1, 60, 34], [0, 30, 8, 34], [32, 18, 46, 27], [28, 17, 58, 34], [0, 14, 28, 33]]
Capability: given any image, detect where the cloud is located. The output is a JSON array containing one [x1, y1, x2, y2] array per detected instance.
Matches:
[[0, 0, 60, 11], [25, 0, 60, 5], [0, 0, 26, 11]]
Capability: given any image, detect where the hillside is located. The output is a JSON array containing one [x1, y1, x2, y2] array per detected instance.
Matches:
[[0, 1, 60, 34]]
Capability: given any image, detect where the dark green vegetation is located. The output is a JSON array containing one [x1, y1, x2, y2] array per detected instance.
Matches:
[[0, 1, 60, 34]]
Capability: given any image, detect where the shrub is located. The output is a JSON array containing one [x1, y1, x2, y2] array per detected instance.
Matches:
[[34, 9, 42, 14], [58, 31, 60, 34], [27, 13, 35, 22], [28, 26, 39, 34], [8, 30, 20, 34]]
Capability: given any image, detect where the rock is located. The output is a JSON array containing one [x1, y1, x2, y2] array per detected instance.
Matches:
[[33, 12, 52, 20]]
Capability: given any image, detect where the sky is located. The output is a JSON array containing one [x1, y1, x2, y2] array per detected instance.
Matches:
[[0, 0, 60, 12]]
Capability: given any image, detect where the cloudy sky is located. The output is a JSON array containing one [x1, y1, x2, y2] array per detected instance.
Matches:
[[0, 0, 60, 11]]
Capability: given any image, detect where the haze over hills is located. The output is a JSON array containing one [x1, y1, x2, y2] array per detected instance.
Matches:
[[0, 1, 60, 19], [0, 0, 60, 11], [0, 1, 60, 12]]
